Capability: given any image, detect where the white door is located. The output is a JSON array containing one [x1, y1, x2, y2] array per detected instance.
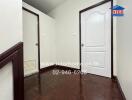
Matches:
[[23, 9, 38, 76], [81, 2, 111, 77]]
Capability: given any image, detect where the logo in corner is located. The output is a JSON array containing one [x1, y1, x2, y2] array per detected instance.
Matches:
[[112, 5, 125, 16]]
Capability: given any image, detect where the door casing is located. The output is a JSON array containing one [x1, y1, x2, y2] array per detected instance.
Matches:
[[79, 0, 113, 78]]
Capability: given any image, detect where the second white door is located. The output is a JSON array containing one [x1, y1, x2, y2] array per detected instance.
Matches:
[[81, 2, 111, 77]]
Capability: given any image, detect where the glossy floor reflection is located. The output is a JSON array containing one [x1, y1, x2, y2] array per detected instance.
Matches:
[[24, 69, 123, 100]]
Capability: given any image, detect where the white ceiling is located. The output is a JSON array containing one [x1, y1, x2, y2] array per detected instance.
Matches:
[[23, 0, 66, 13]]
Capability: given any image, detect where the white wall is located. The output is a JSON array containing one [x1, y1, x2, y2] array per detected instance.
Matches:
[[0, 63, 13, 100], [49, 0, 117, 74], [0, 0, 22, 100], [23, 2, 56, 68], [0, 0, 22, 54], [117, 0, 132, 100], [113, 0, 117, 76]]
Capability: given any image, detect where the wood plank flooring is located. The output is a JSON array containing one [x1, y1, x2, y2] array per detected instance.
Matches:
[[24, 69, 123, 100]]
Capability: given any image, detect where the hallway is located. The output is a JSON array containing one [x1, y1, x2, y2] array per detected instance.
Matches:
[[24, 68, 123, 100]]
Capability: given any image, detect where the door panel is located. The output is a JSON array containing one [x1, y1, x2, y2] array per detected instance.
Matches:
[[81, 2, 111, 77], [84, 52, 105, 68], [85, 12, 105, 47], [23, 9, 38, 76]]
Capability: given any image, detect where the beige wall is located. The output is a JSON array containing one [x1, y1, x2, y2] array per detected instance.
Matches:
[[49, 0, 117, 75], [117, 0, 132, 99], [23, 2, 56, 68], [0, 0, 22, 100]]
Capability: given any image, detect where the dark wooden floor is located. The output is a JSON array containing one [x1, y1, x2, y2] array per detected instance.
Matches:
[[24, 69, 123, 100]]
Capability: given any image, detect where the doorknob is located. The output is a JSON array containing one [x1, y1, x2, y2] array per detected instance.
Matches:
[[81, 43, 84, 47], [35, 43, 38, 46]]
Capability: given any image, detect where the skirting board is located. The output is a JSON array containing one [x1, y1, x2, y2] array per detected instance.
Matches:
[[40, 64, 80, 73], [113, 76, 126, 100], [24, 70, 38, 77]]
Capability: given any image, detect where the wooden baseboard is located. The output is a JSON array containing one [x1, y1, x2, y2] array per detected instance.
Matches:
[[40, 65, 56, 73], [56, 65, 80, 71], [113, 76, 126, 100], [24, 71, 38, 78], [40, 64, 79, 73]]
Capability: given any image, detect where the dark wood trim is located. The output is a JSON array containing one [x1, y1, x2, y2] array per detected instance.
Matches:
[[80, 0, 111, 13], [0, 43, 23, 63], [24, 72, 39, 78], [56, 65, 80, 72], [22, 7, 41, 72], [37, 12, 41, 72], [40, 65, 56, 73], [79, 0, 114, 78], [23, 7, 39, 16], [0, 42, 24, 100], [40, 65, 79, 74], [79, 11, 81, 71], [113, 76, 126, 100]]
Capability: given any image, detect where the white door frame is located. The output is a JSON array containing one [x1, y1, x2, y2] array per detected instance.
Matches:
[[79, 0, 113, 78]]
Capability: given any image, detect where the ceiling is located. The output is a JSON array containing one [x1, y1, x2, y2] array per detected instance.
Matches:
[[23, 0, 66, 14]]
